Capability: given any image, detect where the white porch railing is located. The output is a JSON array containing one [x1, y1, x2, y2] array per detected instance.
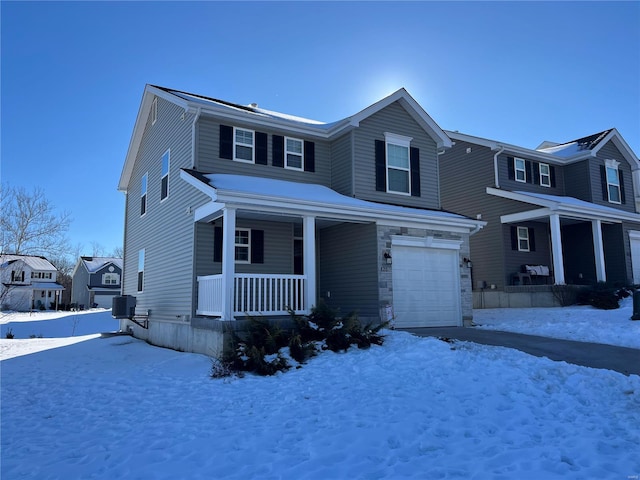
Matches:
[[197, 273, 306, 317]]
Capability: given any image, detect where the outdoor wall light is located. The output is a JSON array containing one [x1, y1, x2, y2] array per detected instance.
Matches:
[[463, 258, 473, 268], [383, 251, 392, 264]]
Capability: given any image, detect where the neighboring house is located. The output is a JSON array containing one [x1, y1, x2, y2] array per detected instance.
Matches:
[[0, 254, 65, 311], [71, 257, 123, 309], [117, 84, 485, 357], [439, 128, 640, 308]]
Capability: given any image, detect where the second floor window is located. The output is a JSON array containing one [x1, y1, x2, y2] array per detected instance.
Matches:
[[141, 173, 148, 216], [103, 273, 120, 285], [285, 137, 304, 170], [539, 163, 551, 187], [161, 150, 170, 201], [385, 133, 413, 195], [514, 158, 526, 183], [606, 165, 621, 204], [11, 270, 25, 282], [234, 128, 254, 163]]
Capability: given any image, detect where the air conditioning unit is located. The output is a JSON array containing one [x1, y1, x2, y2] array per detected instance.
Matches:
[[112, 295, 136, 319]]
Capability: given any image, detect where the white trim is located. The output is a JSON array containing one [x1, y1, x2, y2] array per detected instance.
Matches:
[[385, 135, 411, 195], [233, 127, 255, 163], [514, 157, 526, 183], [151, 97, 158, 125], [234, 228, 251, 264], [516, 226, 530, 252], [605, 160, 622, 204], [592, 220, 606, 282], [391, 235, 463, 250], [284, 136, 304, 171], [539, 163, 551, 187], [384, 132, 413, 146]]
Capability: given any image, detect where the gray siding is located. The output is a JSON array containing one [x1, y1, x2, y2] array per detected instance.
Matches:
[[352, 101, 440, 209], [88, 264, 122, 288], [603, 223, 627, 284], [196, 116, 332, 186], [502, 221, 552, 286], [71, 265, 90, 307], [318, 222, 379, 318], [562, 223, 596, 284], [330, 132, 353, 196], [498, 154, 565, 196], [591, 141, 636, 213], [563, 161, 591, 201], [122, 96, 208, 322]]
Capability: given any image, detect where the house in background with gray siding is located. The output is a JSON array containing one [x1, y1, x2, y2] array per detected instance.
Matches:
[[71, 257, 123, 309], [116, 84, 485, 358], [438, 128, 640, 308]]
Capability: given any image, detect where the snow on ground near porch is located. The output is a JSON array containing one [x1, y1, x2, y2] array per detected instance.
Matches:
[[474, 296, 640, 349], [1, 308, 639, 479]]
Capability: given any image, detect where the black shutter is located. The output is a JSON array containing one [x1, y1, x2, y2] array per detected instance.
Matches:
[[304, 141, 315, 172], [510, 226, 518, 250], [255, 132, 268, 165], [220, 125, 233, 160], [508, 157, 515, 180], [251, 229, 264, 264], [619, 170, 626, 204], [550, 165, 556, 188], [532, 162, 540, 185], [410, 147, 421, 197], [272, 135, 284, 167], [375, 140, 386, 192], [528, 227, 536, 252], [600, 165, 608, 201], [213, 226, 223, 263], [525, 160, 533, 184]]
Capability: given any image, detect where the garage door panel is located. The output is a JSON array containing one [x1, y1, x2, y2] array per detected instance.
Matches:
[[392, 245, 460, 328]]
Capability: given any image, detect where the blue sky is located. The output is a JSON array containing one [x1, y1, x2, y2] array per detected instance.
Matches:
[[2, 1, 639, 257]]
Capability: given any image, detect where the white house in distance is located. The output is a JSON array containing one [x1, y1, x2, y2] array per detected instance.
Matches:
[[0, 254, 65, 311], [71, 256, 123, 309]]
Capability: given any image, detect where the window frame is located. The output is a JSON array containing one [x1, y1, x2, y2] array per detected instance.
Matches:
[[141, 173, 148, 216], [539, 163, 551, 187], [284, 137, 304, 171], [161, 149, 170, 201], [233, 127, 255, 163], [234, 228, 251, 264], [151, 97, 157, 125], [137, 249, 145, 292], [605, 160, 621, 204], [384, 132, 412, 196], [517, 226, 530, 252], [514, 158, 526, 183]]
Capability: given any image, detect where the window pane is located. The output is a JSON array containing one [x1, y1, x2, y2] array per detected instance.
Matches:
[[606, 167, 619, 185], [388, 168, 409, 193], [609, 185, 621, 203], [235, 230, 249, 245], [235, 247, 249, 262], [387, 144, 409, 169], [161, 177, 168, 200], [286, 138, 302, 154], [540, 164, 549, 175], [235, 145, 253, 161], [236, 129, 253, 145], [162, 151, 170, 176], [287, 153, 302, 169]]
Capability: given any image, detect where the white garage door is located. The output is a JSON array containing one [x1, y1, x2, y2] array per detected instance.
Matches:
[[629, 231, 640, 284], [392, 245, 460, 328]]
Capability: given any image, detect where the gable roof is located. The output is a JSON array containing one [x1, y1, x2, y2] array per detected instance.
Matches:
[[536, 129, 614, 157], [72, 256, 123, 277], [0, 254, 57, 271], [119, 85, 451, 192]]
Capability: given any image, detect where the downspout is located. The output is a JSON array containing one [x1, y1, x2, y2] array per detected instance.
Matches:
[[190, 107, 202, 169], [493, 145, 504, 188]]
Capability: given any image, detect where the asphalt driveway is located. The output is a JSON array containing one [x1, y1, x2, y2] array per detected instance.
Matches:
[[401, 327, 640, 376]]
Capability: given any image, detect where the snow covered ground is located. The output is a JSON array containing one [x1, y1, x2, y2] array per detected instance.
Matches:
[[1, 306, 639, 479]]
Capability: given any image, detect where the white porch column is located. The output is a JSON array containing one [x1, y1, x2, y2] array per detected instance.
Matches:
[[221, 207, 237, 321], [592, 219, 606, 282], [550, 213, 565, 285], [303, 215, 316, 313]]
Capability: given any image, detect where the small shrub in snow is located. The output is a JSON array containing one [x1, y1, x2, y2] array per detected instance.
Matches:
[[5, 328, 14, 339], [576, 282, 631, 310]]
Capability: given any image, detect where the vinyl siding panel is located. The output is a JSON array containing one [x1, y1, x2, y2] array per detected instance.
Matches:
[[122, 97, 208, 322], [498, 154, 565, 195], [563, 161, 591, 201], [196, 116, 331, 186], [318, 223, 379, 318], [591, 141, 635, 213], [503, 222, 551, 284], [352, 101, 440, 209], [330, 132, 353, 196]]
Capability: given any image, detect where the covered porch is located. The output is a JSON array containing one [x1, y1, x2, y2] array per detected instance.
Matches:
[[490, 188, 640, 287]]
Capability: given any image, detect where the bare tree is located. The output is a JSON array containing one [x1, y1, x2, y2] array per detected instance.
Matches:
[[1, 185, 72, 256], [109, 245, 124, 258], [90, 241, 106, 257]]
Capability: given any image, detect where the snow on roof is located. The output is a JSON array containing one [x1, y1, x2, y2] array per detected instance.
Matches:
[[536, 129, 613, 157], [204, 173, 468, 220], [513, 190, 637, 216], [0, 255, 57, 271], [81, 257, 123, 273]]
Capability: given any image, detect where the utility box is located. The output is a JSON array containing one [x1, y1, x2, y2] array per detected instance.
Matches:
[[632, 291, 640, 320], [112, 295, 136, 319]]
